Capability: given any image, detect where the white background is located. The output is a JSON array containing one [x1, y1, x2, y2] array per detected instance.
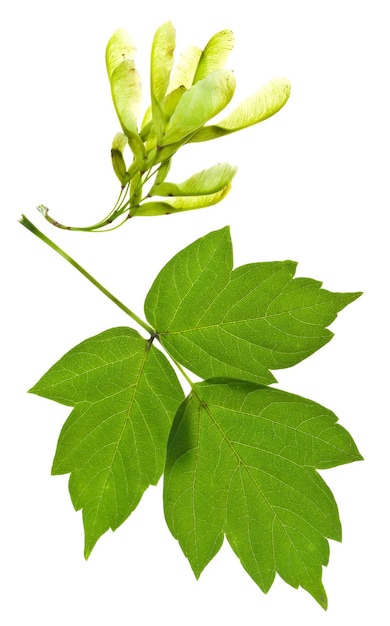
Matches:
[[1, 1, 388, 623]]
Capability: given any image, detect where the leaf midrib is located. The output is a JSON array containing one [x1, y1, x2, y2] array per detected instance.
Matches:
[[192, 391, 342, 545], [165, 232, 229, 330], [160, 302, 332, 336], [85, 344, 152, 553]]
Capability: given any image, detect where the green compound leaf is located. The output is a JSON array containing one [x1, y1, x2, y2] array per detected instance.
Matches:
[[29, 327, 184, 558], [164, 380, 362, 608], [190, 77, 291, 142], [150, 163, 237, 197], [160, 70, 236, 146], [145, 227, 361, 385]]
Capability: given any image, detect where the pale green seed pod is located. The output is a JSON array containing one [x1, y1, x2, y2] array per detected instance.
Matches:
[[160, 70, 236, 146], [133, 182, 233, 216], [106, 28, 136, 80], [193, 29, 235, 83], [190, 78, 291, 142], [150, 22, 176, 143], [150, 163, 237, 197], [111, 133, 128, 186], [154, 159, 172, 186]]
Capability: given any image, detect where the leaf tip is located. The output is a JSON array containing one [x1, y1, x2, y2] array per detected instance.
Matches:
[[189, 560, 203, 581], [351, 290, 363, 302], [336, 290, 363, 314], [84, 536, 96, 561], [50, 458, 63, 476], [305, 579, 328, 610], [318, 591, 328, 611], [282, 259, 298, 277]]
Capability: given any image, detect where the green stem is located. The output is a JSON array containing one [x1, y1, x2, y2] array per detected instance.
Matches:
[[19, 215, 155, 335], [37, 184, 131, 232], [162, 349, 196, 390]]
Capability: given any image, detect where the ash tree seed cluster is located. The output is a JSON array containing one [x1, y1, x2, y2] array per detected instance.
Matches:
[[38, 22, 290, 231]]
